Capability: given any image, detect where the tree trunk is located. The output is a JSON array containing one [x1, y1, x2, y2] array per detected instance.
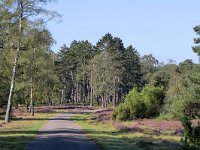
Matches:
[[90, 70, 93, 106], [117, 90, 121, 105], [96, 96, 98, 105], [82, 55, 86, 106], [5, 33, 20, 123], [101, 95, 104, 108], [29, 76, 34, 116], [113, 79, 117, 107], [61, 74, 67, 105], [29, 47, 36, 116], [105, 95, 107, 108], [26, 102, 29, 113], [83, 81, 85, 106], [71, 87, 74, 104], [70, 71, 74, 104], [60, 89, 64, 106], [114, 91, 117, 107], [116, 78, 120, 106], [5, 1, 23, 123], [48, 93, 51, 106], [76, 80, 79, 104], [90, 86, 93, 106], [102, 93, 106, 108], [32, 104, 34, 116]]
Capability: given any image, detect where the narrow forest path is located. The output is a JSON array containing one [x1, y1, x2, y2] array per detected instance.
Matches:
[[26, 112, 98, 150]]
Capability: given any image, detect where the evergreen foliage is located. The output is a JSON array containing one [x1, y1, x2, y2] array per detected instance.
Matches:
[[56, 33, 142, 107], [193, 25, 200, 57]]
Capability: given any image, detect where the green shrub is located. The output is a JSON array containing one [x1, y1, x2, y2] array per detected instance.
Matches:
[[125, 89, 145, 119], [181, 116, 200, 150], [116, 103, 130, 121], [111, 107, 118, 120], [112, 103, 130, 121], [112, 86, 165, 121], [141, 86, 165, 117], [162, 96, 186, 120]]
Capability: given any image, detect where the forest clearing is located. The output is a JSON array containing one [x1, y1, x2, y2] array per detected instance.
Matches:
[[0, 0, 200, 150]]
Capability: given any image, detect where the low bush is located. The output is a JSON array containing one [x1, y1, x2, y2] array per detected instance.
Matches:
[[116, 103, 130, 121], [141, 86, 165, 117], [112, 86, 165, 121], [125, 89, 146, 119], [181, 116, 200, 150]]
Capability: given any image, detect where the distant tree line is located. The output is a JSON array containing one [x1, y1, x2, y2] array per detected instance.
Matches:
[[56, 33, 142, 107]]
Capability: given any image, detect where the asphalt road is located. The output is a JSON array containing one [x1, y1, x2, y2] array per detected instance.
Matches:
[[26, 112, 98, 150]]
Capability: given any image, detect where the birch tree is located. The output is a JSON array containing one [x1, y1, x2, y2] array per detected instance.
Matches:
[[1, 0, 60, 123]]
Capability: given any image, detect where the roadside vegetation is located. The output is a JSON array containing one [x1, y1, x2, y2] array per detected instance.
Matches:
[[0, 1, 200, 150], [0, 109, 58, 150], [72, 109, 181, 150], [112, 86, 165, 121]]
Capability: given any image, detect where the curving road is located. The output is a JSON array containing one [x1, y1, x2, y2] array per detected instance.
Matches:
[[26, 112, 98, 150]]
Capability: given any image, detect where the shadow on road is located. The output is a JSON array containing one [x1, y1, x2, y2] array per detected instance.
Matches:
[[0, 111, 181, 150], [0, 128, 181, 150]]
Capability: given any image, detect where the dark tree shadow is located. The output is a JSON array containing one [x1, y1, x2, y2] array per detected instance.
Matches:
[[0, 111, 182, 150], [0, 128, 181, 150]]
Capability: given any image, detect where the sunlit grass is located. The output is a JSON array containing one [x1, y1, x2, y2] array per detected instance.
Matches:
[[73, 112, 181, 150], [0, 112, 57, 150]]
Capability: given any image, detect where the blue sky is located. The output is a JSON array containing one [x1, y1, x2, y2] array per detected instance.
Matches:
[[46, 0, 200, 63]]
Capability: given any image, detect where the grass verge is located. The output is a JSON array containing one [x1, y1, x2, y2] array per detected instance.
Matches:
[[72, 112, 182, 150], [0, 112, 57, 150]]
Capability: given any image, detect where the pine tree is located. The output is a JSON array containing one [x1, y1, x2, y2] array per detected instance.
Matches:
[[122, 46, 142, 93], [192, 25, 200, 57]]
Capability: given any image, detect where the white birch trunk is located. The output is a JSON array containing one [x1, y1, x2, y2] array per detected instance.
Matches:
[[5, 0, 23, 123]]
